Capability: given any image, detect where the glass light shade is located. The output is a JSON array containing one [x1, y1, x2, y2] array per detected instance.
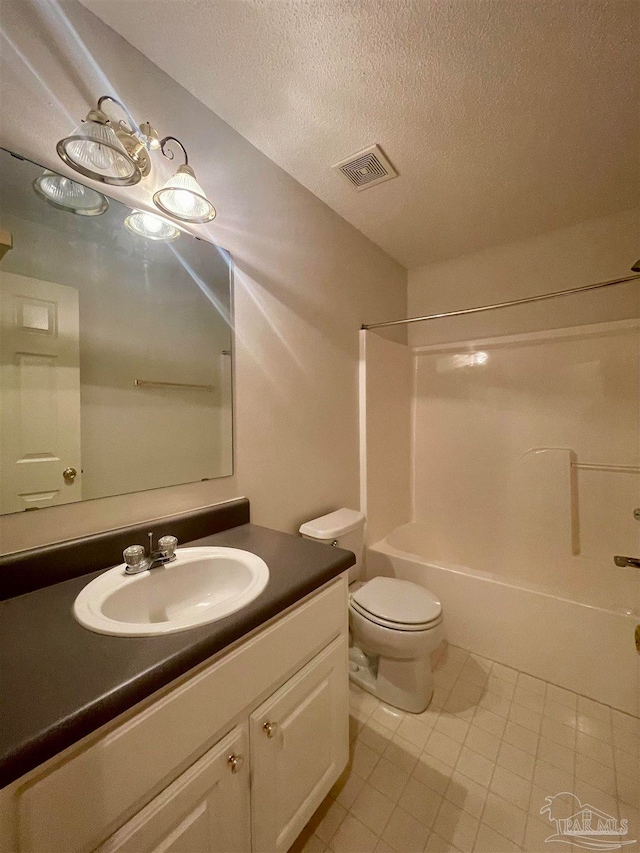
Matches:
[[33, 171, 109, 216], [57, 113, 140, 186], [124, 210, 181, 242], [153, 165, 216, 223]]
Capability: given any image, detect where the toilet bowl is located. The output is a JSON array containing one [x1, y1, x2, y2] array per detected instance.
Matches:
[[299, 508, 445, 714], [349, 577, 443, 712]]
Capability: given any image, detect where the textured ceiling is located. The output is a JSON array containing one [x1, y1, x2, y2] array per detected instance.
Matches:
[[81, 0, 639, 268]]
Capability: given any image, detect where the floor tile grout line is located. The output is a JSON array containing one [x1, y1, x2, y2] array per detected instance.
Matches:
[[467, 683, 519, 848], [415, 665, 466, 852], [422, 662, 502, 849], [398, 653, 464, 850], [346, 698, 418, 852], [524, 675, 564, 842]]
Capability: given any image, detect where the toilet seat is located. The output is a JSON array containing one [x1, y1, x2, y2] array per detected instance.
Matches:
[[350, 577, 442, 632], [350, 599, 443, 632]]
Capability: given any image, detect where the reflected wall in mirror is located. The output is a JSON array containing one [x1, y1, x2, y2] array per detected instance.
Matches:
[[0, 148, 233, 516]]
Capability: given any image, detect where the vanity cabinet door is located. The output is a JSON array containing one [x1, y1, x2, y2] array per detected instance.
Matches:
[[95, 724, 251, 853], [249, 636, 348, 853]]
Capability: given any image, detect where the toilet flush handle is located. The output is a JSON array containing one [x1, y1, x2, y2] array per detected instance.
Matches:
[[614, 555, 640, 569]]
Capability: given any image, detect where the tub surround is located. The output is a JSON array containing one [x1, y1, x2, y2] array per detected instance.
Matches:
[[0, 505, 355, 788]]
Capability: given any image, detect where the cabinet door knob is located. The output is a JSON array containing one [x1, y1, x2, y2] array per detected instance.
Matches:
[[262, 720, 278, 738], [227, 753, 244, 773], [63, 467, 77, 483]]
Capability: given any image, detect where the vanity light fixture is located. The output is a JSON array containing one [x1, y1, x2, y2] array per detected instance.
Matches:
[[33, 170, 109, 216], [57, 97, 216, 223], [124, 209, 181, 242], [57, 97, 144, 185], [153, 137, 216, 224]]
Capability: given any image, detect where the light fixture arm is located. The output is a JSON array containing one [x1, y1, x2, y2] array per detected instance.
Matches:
[[92, 95, 158, 174], [160, 136, 189, 166], [97, 95, 140, 136]]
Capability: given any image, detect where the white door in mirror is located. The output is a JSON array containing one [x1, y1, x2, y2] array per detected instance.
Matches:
[[73, 547, 269, 636], [0, 273, 81, 513]]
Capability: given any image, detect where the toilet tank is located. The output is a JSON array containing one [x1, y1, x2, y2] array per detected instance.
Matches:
[[299, 508, 365, 583]]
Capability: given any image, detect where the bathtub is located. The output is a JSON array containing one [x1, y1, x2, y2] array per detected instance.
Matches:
[[367, 523, 640, 716]]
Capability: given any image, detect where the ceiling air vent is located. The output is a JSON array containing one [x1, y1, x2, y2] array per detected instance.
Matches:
[[332, 144, 398, 191]]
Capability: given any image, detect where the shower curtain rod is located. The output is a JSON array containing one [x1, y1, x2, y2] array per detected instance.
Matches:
[[361, 273, 640, 331]]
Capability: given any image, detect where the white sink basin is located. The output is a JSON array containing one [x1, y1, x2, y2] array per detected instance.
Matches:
[[73, 547, 270, 636]]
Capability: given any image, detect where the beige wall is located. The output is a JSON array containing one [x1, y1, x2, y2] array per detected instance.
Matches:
[[359, 330, 411, 547], [408, 208, 639, 347], [0, 0, 406, 554]]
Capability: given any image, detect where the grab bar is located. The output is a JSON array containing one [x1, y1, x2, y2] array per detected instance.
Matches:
[[134, 379, 214, 392], [572, 462, 640, 474]]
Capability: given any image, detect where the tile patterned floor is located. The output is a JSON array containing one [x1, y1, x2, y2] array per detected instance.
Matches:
[[289, 645, 639, 853]]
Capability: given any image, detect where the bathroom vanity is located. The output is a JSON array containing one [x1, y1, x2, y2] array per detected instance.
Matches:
[[0, 501, 353, 853]]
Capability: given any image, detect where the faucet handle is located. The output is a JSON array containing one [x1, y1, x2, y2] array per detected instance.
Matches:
[[123, 544, 148, 572], [158, 535, 178, 559]]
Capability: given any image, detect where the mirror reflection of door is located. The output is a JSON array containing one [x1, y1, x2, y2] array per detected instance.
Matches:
[[0, 271, 81, 512], [0, 147, 234, 514]]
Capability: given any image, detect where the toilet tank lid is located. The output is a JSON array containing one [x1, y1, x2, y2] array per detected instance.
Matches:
[[299, 508, 365, 539]]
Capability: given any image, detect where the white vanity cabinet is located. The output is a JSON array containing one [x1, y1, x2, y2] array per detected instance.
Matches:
[[0, 574, 348, 853], [96, 724, 252, 853], [250, 639, 348, 853]]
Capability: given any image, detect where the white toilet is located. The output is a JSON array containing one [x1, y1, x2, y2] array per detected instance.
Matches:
[[300, 509, 444, 713]]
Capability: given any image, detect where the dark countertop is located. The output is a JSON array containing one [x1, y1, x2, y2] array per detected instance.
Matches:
[[0, 523, 354, 788]]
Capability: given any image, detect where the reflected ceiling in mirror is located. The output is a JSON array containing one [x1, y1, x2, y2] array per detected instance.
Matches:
[[0, 148, 233, 516]]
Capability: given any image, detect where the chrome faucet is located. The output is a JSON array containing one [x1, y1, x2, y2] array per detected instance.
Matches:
[[123, 533, 178, 574]]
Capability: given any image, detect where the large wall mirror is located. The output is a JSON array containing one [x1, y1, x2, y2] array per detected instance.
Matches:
[[0, 147, 233, 516]]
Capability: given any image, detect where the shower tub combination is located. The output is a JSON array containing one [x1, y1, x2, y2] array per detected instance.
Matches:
[[367, 522, 639, 716], [361, 272, 640, 718]]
